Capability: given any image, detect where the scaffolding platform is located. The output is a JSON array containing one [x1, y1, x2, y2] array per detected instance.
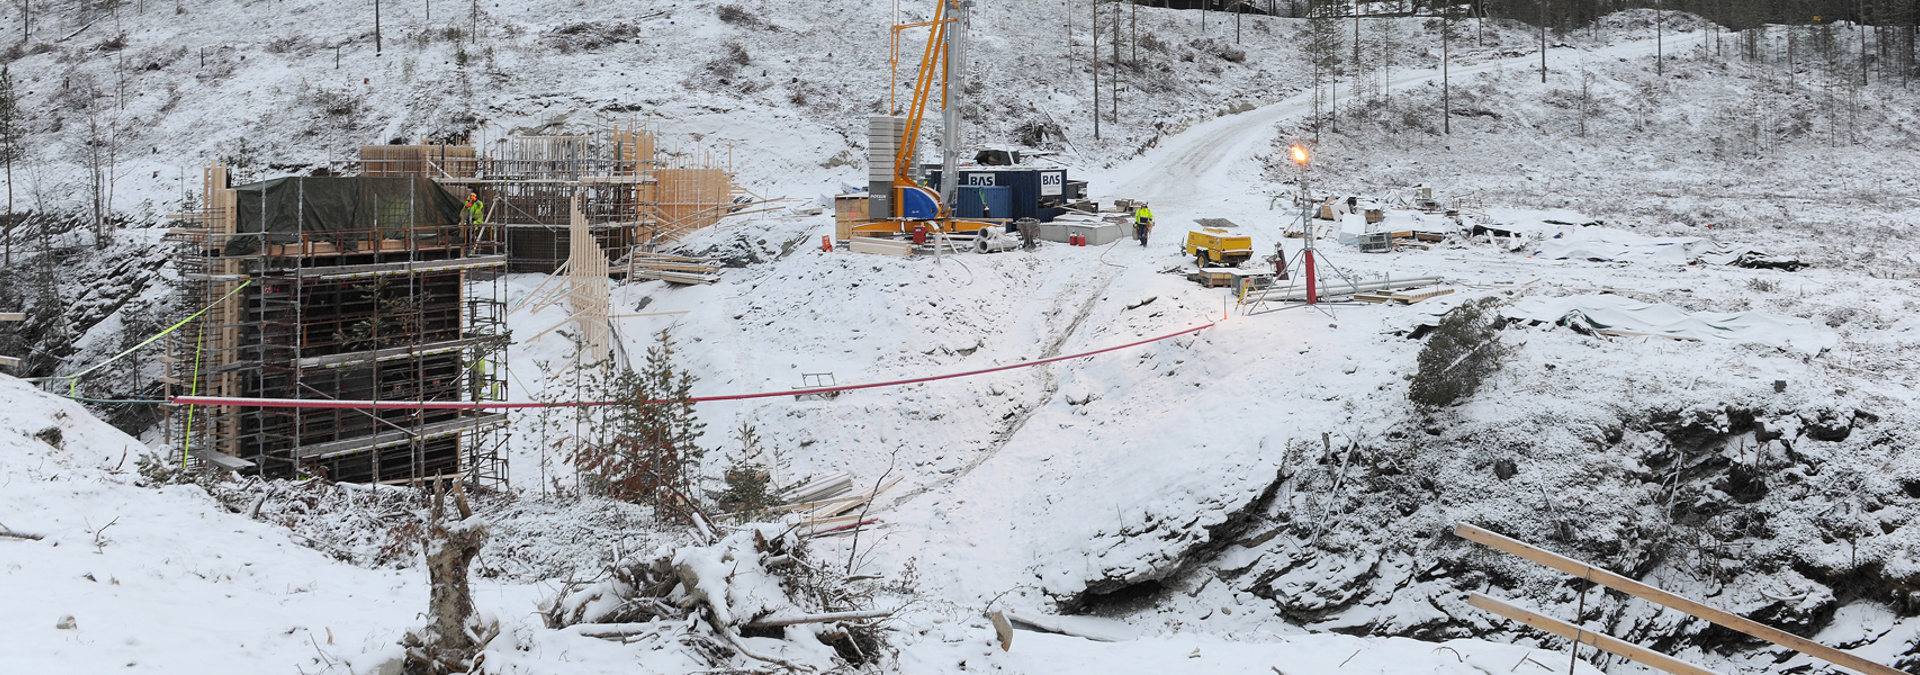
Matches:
[[163, 165, 511, 488]]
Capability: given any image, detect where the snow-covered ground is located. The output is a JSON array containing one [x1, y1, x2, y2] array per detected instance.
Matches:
[[6, 2, 1920, 674]]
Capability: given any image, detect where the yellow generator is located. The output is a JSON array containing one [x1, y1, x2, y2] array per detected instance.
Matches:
[[1184, 228, 1254, 267]]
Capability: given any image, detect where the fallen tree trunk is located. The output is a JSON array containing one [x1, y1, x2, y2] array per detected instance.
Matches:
[[745, 608, 895, 628]]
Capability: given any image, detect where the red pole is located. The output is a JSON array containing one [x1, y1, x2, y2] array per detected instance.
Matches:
[[1303, 248, 1318, 304]]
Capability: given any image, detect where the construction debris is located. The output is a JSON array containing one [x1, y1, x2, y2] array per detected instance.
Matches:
[[544, 525, 893, 672], [1353, 287, 1455, 305], [620, 252, 723, 285], [779, 472, 856, 504], [777, 475, 902, 538]]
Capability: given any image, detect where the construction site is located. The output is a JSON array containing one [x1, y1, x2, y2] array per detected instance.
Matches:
[[8, 1, 1920, 675], [159, 128, 742, 485]]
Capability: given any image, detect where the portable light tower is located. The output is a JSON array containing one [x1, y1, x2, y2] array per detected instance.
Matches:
[[1291, 144, 1319, 304]]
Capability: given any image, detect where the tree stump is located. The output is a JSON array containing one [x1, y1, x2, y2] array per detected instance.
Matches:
[[404, 479, 493, 674]]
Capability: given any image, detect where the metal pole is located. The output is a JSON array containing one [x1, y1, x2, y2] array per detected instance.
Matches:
[[1301, 160, 1315, 304], [940, 0, 971, 209]]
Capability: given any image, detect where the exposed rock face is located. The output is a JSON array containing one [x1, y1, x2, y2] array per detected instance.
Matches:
[[1173, 395, 1920, 672], [1055, 466, 1286, 614]]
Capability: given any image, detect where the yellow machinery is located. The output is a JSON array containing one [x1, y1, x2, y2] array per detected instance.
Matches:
[[1184, 228, 1254, 267], [849, 0, 995, 237]]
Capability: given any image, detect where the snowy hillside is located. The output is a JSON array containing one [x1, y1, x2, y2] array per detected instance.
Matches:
[[6, 1, 1920, 674]]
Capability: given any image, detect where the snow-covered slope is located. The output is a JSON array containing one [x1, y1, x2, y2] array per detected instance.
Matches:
[[0, 376, 427, 674], [8, 3, 1920, 674]]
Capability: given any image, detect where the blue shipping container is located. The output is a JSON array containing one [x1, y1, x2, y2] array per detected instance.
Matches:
[[955, 186, 1014, 220], [927, 167, 1071, 222]]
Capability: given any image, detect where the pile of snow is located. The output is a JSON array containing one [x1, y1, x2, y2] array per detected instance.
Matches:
[[0, 375, 420, 674]]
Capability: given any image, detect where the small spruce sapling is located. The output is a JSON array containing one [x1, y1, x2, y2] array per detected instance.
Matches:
[[714, 420, 776, 520]]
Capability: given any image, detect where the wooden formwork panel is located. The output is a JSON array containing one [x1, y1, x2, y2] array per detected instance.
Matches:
[[361, 145, 478, 178]]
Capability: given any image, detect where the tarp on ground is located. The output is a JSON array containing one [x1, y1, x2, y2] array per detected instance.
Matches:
[[1530, 226, 1709, 265], [1505, 294, 1836, 355], [1514, 221, 1803, 269], [226, 176, 465, 255]]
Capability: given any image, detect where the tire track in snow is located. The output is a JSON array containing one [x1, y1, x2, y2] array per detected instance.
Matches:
[[891, 264, 1123, 505]]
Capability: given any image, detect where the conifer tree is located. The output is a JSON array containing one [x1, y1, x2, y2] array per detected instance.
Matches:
[[573, 329, 706, 520]]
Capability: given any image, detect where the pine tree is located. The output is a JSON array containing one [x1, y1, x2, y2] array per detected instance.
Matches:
[[573, 329, 707, 521]]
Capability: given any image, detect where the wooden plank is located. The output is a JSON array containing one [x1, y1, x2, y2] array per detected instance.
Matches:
[[1390, 288, 1455, 304], [1353, 293, 1395, 304], [298, 255, 508, 280], [294, 336, 495, 369], [629, 270, 719, 285], [189, 446, 257, 471], [0, 312, 26, 321], [849, 237, 911, 257], [1455, 523, 1905, 675], [0, 355, 20, 368], [1467, 593, 1722, 675], [294, 413, 509, 459]]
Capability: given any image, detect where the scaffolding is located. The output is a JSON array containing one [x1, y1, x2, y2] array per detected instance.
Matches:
[[362, 126, 744, 273], [163, 165, 510, 487]]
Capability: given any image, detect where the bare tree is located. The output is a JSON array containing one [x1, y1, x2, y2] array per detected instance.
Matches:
[[1656, 0, 1664, 76], [1579, 66, 1592, 137], [1092, 0, 1099, 140], [1305, 0, 1344, 141], [1371, 8, 1406, 118], [0, 66, 18, 267], [82, 118, 118, 250], [1442, 1, 1456, 134]]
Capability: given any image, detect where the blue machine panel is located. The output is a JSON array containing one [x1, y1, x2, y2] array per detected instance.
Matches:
[[956, 186, 1014, 220], [899, 186, 941, 219]]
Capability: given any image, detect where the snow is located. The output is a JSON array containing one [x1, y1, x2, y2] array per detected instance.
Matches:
[[5, 2, 1920, 674], [0, 376, 421, 674]]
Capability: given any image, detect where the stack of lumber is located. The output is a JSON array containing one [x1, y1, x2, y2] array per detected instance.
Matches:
[[774, 472, 903, 537], [623, 252, 722, 285], [1353, 287, 1455, 305]]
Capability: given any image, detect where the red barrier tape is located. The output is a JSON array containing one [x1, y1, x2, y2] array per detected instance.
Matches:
[[170, 322, 1216, 410]]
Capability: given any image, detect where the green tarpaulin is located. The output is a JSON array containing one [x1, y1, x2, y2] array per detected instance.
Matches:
[[226, 176, 465, 255]]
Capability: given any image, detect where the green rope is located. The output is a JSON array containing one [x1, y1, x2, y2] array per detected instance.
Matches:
[[183, 317, 206, 469], [28, 279, 253, 388]]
